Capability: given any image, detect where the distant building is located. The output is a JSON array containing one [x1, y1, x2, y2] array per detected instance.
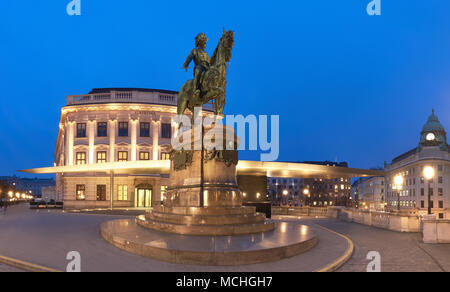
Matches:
[[268, 177, 304, 206], [352, 176, 385, 211], [268, 161, 352, 207], [385, 110, 449, 219], [0, 176, 55, 198], [42, 186, 58, 202]]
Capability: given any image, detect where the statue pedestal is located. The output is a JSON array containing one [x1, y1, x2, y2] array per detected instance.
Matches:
[[101, 125, 317, 265], [164, 124, 240, 207], [138, 124, 276, 236]]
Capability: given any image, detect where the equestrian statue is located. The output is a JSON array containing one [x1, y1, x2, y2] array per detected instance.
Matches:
[[178, 29, 235, 118]]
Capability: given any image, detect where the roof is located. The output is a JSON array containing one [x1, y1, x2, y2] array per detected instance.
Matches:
[[391, 147, 418, 164], [300, 161, 348, 167], [422, 109, 446, 133], [88, 88, 179, 95], [19, 160, 385, 179]]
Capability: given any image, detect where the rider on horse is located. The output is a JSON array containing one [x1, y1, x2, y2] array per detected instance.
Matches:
[[183, 33, 210, 101]]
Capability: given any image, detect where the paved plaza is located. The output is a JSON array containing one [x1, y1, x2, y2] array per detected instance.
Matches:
[[0, 263, 23, 272], [0, 204, 449, 272]]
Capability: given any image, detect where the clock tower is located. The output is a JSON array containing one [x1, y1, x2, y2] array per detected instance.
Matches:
[[419, 109, 448, 150]]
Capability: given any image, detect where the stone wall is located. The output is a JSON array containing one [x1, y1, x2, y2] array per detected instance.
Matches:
[[423, 219, 450, 243], [272, 207, 328, 217], [328, 207, 420, 233]]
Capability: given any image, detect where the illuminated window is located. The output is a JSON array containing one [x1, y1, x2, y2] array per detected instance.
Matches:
[[118, 185, 128, 201], [161, 152, 170, 160], [97, 151, 107, 163], [76, 185, 85, 200], [97, 185, 106, 201], [118, 151, 128, 162], [140, 152, 150, 161], [161, 123, 172, 139], [77, 123, 86, 138], [438, 188, 443, 196], [140, 123, 150, 137], [76, 152, 86, 165], [98, 122, 107, 137], [161, 185, 168, 200], [118, 122, 128, 137]]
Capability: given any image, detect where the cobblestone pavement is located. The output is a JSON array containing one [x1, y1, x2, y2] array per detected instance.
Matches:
[[313, 219, 450, 272], [0, 263, 23, 272], [1, 204, 449, 272], [0, 205, 348, 272]]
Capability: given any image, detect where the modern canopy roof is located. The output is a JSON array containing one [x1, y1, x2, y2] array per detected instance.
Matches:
[[19, 160, 385, 178]]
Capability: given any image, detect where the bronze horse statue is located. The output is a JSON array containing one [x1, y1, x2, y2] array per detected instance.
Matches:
[[177, 30, 235, 118]]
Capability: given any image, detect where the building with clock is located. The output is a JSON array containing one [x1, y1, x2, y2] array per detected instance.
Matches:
[[385, 110, 450, 219]]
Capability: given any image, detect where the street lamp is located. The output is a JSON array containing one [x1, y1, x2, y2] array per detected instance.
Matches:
[[424, 166, 435, 215], [393, 175, 404, 211], [282, 190, 288, 206], [303, 188, 310, 207]]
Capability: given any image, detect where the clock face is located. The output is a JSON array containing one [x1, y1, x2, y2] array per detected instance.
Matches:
[[426, 133, 436, 141]]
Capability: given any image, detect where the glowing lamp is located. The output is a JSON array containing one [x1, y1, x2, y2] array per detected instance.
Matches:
[[424, 166, 435, 181]]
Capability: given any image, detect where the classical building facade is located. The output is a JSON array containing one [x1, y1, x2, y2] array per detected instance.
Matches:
[[385, 110, 450, 219], [352, 175, 385, 211], [54, 88, 213, 209]]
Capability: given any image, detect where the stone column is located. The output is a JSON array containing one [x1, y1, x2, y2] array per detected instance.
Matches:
[[109, 119, 116, 163], [88, 120, 96, 164], [131, 119, 138, 161], [153, 180, 161, 206], [66, 121, 75, 166], [110, 170, 114, 210], [64, 122, 69, 166], [152, 119, 160, 160]]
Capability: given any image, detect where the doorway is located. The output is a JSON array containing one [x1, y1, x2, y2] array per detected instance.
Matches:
[[135, 184, 152, 208]]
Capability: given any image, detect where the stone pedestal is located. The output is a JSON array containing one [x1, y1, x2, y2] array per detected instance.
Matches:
[[101, 124, 319, 265], [139, 124, 276, 236]]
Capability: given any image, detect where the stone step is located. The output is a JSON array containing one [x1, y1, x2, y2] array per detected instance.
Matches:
[[136, 215, 276, 236], [147, 211, 267, 226], [152, 206, 257, 216], [101, 218, 317, 266]]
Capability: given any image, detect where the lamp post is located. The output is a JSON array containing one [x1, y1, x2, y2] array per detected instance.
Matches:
[[393, 175, 404, 211], [282, 190, 288, 206], [424, 166, 435, 215], [303, 188, 310, 207]]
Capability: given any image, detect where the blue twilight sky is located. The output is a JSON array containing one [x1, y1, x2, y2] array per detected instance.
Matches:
[[0, 0, 449, 178]]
